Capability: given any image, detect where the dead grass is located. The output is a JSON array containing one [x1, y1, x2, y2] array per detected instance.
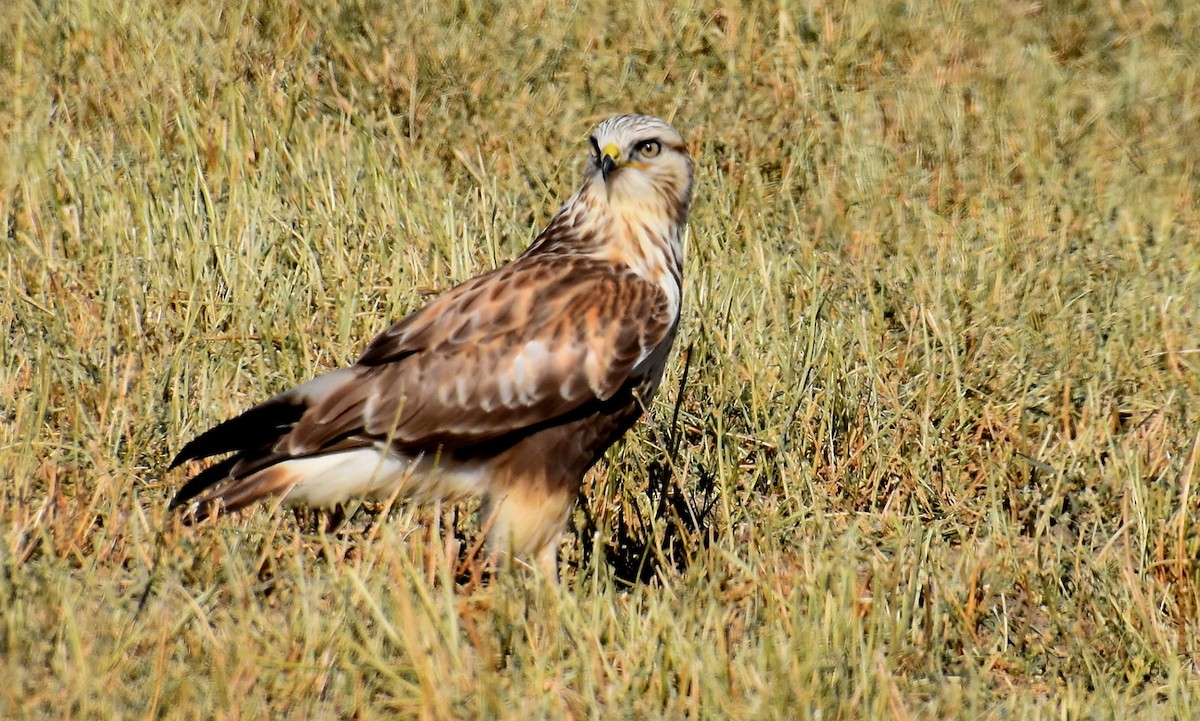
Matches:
[[3, 0, 1200, 718]]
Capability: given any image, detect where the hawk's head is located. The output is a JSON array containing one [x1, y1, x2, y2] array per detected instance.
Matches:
[[526, 115, 693, 285], [584, 115, 693, 224]]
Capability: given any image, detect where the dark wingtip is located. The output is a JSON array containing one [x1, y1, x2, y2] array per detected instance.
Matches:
[[169, 455, 241, 510], [169, 399, 306, 470], [167, 431, 224, 470], [167, 438, 211, 473], [167, 448, 192, 471]]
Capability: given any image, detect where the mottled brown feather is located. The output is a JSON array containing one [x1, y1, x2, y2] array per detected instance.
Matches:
[[277, 257, 673, 457], [168, 114, 693, 576]]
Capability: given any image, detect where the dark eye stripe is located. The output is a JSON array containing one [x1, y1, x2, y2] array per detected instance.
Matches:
[[589, 136, 601, 158]]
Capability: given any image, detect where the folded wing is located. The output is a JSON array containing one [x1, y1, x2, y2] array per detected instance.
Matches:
[[169, 255, 674, 512]]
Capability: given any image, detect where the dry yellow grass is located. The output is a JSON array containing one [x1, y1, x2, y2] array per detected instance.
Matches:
[[3, 0, 1199, 718]]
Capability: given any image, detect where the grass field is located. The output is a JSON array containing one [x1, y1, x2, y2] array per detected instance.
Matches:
[[3, 0, 1200, 718]]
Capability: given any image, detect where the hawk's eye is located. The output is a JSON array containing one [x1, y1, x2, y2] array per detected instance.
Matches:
[[636, 140, 661, 158], [589, 136, 601, 160]]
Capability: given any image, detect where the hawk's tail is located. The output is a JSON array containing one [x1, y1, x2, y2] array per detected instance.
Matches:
[[167, 370, 354, 519]]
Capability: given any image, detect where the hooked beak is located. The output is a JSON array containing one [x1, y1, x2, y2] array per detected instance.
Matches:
[[600, 143, 620, 180]]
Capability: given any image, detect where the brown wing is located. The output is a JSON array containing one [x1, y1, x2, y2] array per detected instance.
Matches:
[[277, 254, 675, 456]]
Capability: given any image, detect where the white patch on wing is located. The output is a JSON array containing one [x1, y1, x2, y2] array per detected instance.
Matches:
[[509, 341, 551, 403], [497, 373, 514, 406], [281, 448, 490, 507], [584, 343, 607, 396], [362, 383, 379, 422], [454, 374, 470, 405]]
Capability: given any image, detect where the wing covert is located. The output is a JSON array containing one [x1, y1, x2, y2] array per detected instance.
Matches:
[[280, 257, 676, 456]]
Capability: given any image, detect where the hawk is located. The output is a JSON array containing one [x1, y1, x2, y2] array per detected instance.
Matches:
[[168, 114, 695, 578]]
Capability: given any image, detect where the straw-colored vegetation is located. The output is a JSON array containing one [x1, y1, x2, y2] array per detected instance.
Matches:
[[3, 0, 1199, 718]]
